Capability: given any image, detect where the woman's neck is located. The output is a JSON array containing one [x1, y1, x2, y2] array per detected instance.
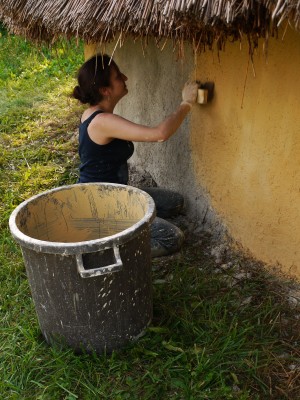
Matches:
[[94, 98, 117, 113]]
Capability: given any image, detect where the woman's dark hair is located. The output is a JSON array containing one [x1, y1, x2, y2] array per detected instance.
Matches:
[[72, 54, 116, 105]]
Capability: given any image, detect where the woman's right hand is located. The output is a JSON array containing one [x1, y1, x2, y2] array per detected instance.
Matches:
[[182, 81, 198, 107]]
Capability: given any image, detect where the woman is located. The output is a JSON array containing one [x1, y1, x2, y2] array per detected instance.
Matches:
[[72, 54, 198, 257]]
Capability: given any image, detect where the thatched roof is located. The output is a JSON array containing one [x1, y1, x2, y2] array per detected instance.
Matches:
[[0, 0, 299, 51]]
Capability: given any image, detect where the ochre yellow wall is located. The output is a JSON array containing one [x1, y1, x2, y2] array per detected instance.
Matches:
[[191, 28, 300, 277]]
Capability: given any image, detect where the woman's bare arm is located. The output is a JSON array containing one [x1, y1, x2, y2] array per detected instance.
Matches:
[[88, 102, 191, 144]]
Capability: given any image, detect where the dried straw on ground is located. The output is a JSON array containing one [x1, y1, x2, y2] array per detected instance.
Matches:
[[0, 0, 299, 51]]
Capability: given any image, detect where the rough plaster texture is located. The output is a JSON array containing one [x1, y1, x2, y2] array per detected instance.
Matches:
[[84, 29, 300, 278]]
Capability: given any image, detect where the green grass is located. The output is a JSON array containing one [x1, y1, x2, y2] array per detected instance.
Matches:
[[1, 30, 300, 399]]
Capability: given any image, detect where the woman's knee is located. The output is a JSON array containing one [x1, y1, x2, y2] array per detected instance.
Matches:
[[141, 187, 184, 218]]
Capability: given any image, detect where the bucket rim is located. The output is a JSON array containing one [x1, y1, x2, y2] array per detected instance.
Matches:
[[9, 183, 156, 255]]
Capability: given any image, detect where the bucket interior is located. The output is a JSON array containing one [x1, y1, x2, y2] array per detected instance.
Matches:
[[15, 185, 150, 243]]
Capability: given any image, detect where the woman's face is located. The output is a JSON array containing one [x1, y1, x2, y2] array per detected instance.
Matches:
[[108, 64, 128, 101]]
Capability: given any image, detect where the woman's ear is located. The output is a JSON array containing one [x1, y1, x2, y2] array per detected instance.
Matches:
[[99, 86, 111, 97]]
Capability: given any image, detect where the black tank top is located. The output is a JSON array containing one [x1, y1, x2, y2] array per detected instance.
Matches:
[[78, 110, 134, 184]]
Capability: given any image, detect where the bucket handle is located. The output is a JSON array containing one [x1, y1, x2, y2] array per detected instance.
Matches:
[[76, 244, 123, 278]]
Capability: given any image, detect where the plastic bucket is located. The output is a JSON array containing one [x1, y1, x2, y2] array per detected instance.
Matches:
[[9, 183, 156, 354]]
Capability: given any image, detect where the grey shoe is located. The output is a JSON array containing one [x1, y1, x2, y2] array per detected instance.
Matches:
[[150, 217, 184, 258]]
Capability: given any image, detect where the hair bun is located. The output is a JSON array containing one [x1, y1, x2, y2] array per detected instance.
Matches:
[[72, 85, 83, 101]]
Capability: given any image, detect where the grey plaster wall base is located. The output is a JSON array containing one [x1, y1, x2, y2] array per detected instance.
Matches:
[[109, 39, 224, 236]]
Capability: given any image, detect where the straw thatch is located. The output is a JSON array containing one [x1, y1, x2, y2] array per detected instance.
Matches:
[[0, 0, 299, 51]]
